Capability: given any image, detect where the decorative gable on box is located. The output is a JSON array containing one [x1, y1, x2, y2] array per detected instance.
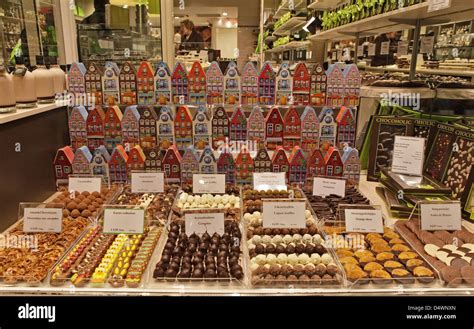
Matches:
[[275, 62, 292, 105], [292, 62, 310, 105], [211, 106, 230, 149], [217, 150, 236, 184], [224, 61, 240, 105], [119, 61, 137, 105], [305, 148, 325, 191], [271, 146, 289, 182], [69, 105, 88, 149], [258, 61, 276, 105], [121, 106, 140, 146], [253, 146, 271, 172], [206, 61, 224, 105], [188, 61, 206, 105], [154, 61, 172, 105], [137, 105, 158, 150], [156, 106, 175, 150], [324, 146, 343, 177], [193, 106, 211, 150], [199, 146, 217, 174], [300, 106, 319, 155], [342, 64, 360, 107], [174, 106, 193, 151], [84, 62, 103, 105], [171, 61, 188, 104], [283, 107, 301, 151], [144, 147, 163, 172], [104, 106, 123, 153], [53, 146, 74, 186], [235, 147, 254, 185], [289, 146, 307, 184], [342, 146, 360, 182], [90, 145, 110, 183], [265, 107, 283, 150], [336, 106, 356, 148], [162, 145, 182, 183], [310, 63, 327, 106], [127, 145, 146, 177], [318, 107, 337, 154], [86, 106, 105, 152], [137, 61, 155, 105], [72, 145, 93, 175], [68, 62, 86, 96], [181, 147, 200, 185], [229, 107, 247, 142], [241, 61, 258, 106], [109, 145, 128, 183], [247, 106, 265, 145], [326, 64, 344, 107], [102, 61, 120, 105]]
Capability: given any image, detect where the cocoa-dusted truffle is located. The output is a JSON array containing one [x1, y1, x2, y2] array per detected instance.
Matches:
[[315, 263, 327, 276], [280, 264, 293, 276], [326, 263, 339, 276]]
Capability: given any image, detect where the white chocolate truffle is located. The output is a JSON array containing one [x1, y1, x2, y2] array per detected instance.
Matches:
[[252, 235, 262, 244], [287, 253, 299, 265], [243, 213, 252, 221], [283, 234, 293, 244], [255, 254, 267, 265], [266, 254, 277, 265], [321, 253, 333, 265], [272, 235, 283, 244], [253, 211, 262, 219], [305, 209, 311, 218], [297, 253, 310, 265], [277, 253, 288, 265], [262, 235, 272, 244], [250, 263, 260, 273], [310, 253, 321, 264], [312, 234, 323, 244], [292, 234, 303, 242], [302, 234, 313, 243]]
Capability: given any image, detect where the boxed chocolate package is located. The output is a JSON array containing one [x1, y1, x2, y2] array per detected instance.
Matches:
[[380, 168, 453, 196], [424, 123, 457, 182], [460, 164, 474, 221]]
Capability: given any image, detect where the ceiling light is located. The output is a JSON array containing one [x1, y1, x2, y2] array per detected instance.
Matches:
[[222, 12, 228, 16], [174, 16, 179, 19], [123, 5, 128, 9]]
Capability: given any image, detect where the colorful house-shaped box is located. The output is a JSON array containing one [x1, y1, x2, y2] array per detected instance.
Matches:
[[342, 146, 360, 182], [211, 106, 230, 149], [241, 62, 258, 106], [104, 106, 123, 152], [154, 61, 172, 105], [109, 145, 128, 183], [305, 148, 325, 191], [144, 147, 163, 172], [229, 107, 247, 142], [265, 107, 283, 150], [171, 61, 188, 104], [162, 145, 182, 184], [283, 107, 301, 151], [193, 106, 211, 150], [217, 150, 236, 184], [69, 105, 88, 149], [85, 62, 103, 105], [119, 61, 137, 105], [318, 107, 337, 154], [271, 146, 289, 182], [127, 145, 146, 178], [342, 64, 360, 107], [138, 106, 158, 150], [90, 145, 110, 183], [188, 61, 206, 105], [336, 106, 356, 148], [276, 62, 292, 105], [68, 62, 86, 96], [289, 146, 307, 184], [310, 63, 327, 106], [301, 106, 319, 155], [224, 61, 240, 105], [258, 61, 276, 105], [174, 106, 193, 151], [72, 145, 93, 175], [53, 146, 74, 186], [206, 61, 224, 105], [156, 106, 175, 150], [247, 106, 265, 146], [86, 106, 105, 152], [324, 147, 343, 177], [293, 62, 310, 105], [326, 64, 344, 107], [253, 146, 271, 172], [235, 147, 254, 185], [199, 146, 217, 174], [181, 147, 200, 185], [137, 61, 155, 105], [102, 61, 120, 105], [121, 106, 140, 147]]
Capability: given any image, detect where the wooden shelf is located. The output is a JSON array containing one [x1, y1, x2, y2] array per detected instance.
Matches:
[[266, 40, 310, 53], [307, 0, 346, 10], [274, 16, 306, 36], [274, 0, 307, 19]]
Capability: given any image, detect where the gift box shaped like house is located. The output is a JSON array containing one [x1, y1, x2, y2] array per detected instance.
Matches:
[[224, 61, 240, 105], [154, 61, 172, 105], [241, 62, 258, 106], [276, 62, 292, 105], [119, 61, 137, 106], [53, 146, 74, 186], [206, 61, 224, 105], [102, 61, 120, 105], [137, 61, 155, 105], [292, 62, 310, 106], [188, 61, 206, 105]]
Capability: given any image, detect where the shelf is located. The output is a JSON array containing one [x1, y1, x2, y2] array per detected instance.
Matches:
[[357, 63, 474, 79], [0, 101, 68, 125], [264, 35, 277, 43], [266, 40, 311, 52], [274, 0, 307, 19], [307, 0, 346, 10], [308, 0, 474, 41], [274, 16, 306, 36]]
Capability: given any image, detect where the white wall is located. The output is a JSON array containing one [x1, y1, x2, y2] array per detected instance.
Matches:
[[215, 28, 238, 58]]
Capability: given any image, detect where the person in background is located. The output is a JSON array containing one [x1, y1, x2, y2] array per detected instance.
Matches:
[[371, 32, 398, 67], [201, 27, 211, 49], [180, 19, 203, 51]]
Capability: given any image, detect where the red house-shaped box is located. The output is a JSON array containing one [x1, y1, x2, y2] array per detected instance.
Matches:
[[162, 145, 182, 184], [188, 61, 206, 105], [342, 64, 360, 107], [310, 63, 327, 106], [86, 106, 105, 152], [292, 62, 310, 105], [171, 61, 188, 104], [271, 146, 289, 182], [241, 62, 258, 106], [137, 61, 155, 105], [265, 107, 283, 150], [217, 150, 236, 184], [109, 145, 128, 183], [229, 107, 247, 142], [53, 146, 74, 186], [68, 62, 86, 96], [288, 146, 307, 184], [283, 107, 301, 151], [121, 106, 140, 147], [336, 106, 356, 148], [258, 61, 276, 105], [206, 61, 224, 105], [211, 106, 230, 149], [127, 145, 146, 178], [305, 148, 326, 191], [253, 146, 271, 172], [137, 105, 158, 150], [235, 147, 254, 185], [174, 105, 193, 151], [324, 146, 343, 177], [119, 61, 137, 105], [69, 105, 88, 149], [326, 64, 344, 107], [104, 106, 123, 153]]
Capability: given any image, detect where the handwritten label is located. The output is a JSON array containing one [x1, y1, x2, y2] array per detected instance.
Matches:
[[262, 201, 305, 228], [131, 172, 164, 193], [185, 212, 224, 236], [103, 208, 145, 234], [69, 177, 101, 193], [420, 202, 461, 231], [345, 209, 383, 233], [313, 177, 346, 197], [428, 0, 451, 12], [420, 36, 435, 53], [23, 208, 62, 233], [192, 174, 225, 194], [391, 136, 425, 176], [357, 45, 364, 57], [253, 172, 287, 191], [397, 41, 408, 55], [380, 41, 390, 55], [368, 43, 376, 56]]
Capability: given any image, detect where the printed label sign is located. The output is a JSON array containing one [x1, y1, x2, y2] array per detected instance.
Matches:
[[380, 41, 390, 55], [420, 202, 461, 231], [391, 136, 425, 176], [103, 208, 145, 234], [69, 177, 101, 193], [192, 174, 226, 194], [345, 209, 383, 233], [185, 212, 225, 236], [131, 172, 164, 193], [263, 201, 305, 228], [23, 208, 62, 233], [313, 177, 346, 197], [368, 43, 376, 56], [397, 41, 408, 55], [253, 172, 287, 191]]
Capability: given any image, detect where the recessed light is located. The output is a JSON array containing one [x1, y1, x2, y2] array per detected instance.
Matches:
[[174, 16, 179, 19], [123, 5, 128, 9], [222, 12, 228, 16]]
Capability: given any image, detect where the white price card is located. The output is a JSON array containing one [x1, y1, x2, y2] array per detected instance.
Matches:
[[391, 136, 425, 176], [357, 45, 364, 57], [103, 208, 145, 234], [380, 41, 390, 55], [345, 208, 383, 233], [263, 201, 305, 228], [23, 208, 62, 233], [253, 172, 287, 191], [337, 49, 342, 61], [192, 174, 225, 194], [185, 212, 225, 236], [131, 172, 164, 193], [420, 202, 461, 231], [397, 41, 408, 55], [420, 36, 435, 53], [428, 0, 451, 12], [69, 177, 101, 193], [368, 43, 376, 56], [313, 177, 346, 197]]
